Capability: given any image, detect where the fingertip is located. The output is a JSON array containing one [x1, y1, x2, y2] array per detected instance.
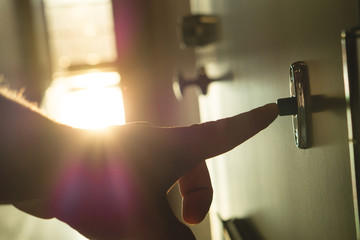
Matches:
[[231, 102, 279, 137], [260, 102, 279, 122]]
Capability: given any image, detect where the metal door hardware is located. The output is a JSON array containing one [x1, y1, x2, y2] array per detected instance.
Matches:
[[277, 61, 310, 149], [179, 14, 221, 48], [173, 66, 233, 99]]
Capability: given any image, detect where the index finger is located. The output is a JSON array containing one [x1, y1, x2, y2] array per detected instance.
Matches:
[[162, 103, 278, 184]]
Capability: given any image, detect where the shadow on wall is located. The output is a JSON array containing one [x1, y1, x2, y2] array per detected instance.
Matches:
[[222, 217, 265, 240]]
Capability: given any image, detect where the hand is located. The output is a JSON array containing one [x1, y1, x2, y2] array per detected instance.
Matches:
[[14, 103, 278, 240]]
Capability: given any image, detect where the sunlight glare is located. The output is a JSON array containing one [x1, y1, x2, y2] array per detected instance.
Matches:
[[42, 72, 126, 130]]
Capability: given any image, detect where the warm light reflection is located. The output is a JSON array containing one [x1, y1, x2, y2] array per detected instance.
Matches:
[[42, 72, 126, 129]]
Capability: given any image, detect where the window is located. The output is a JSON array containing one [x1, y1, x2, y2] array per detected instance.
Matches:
[[41, 0, 125, 129]]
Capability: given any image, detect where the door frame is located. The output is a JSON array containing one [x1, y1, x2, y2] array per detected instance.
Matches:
[[342, 26, 360, 239]]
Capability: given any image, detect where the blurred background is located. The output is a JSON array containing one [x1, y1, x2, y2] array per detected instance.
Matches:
[[3, 0, 357, 239], [0, 0, 211, 239]]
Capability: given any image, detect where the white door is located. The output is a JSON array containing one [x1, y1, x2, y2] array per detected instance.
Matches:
[[190, 0, 360, 239]]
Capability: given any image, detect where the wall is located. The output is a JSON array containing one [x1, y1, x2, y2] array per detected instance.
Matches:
[[0, 0, 51, 102]]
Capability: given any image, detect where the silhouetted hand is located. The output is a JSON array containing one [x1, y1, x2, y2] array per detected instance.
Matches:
[[14, 103, 278, 240]]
